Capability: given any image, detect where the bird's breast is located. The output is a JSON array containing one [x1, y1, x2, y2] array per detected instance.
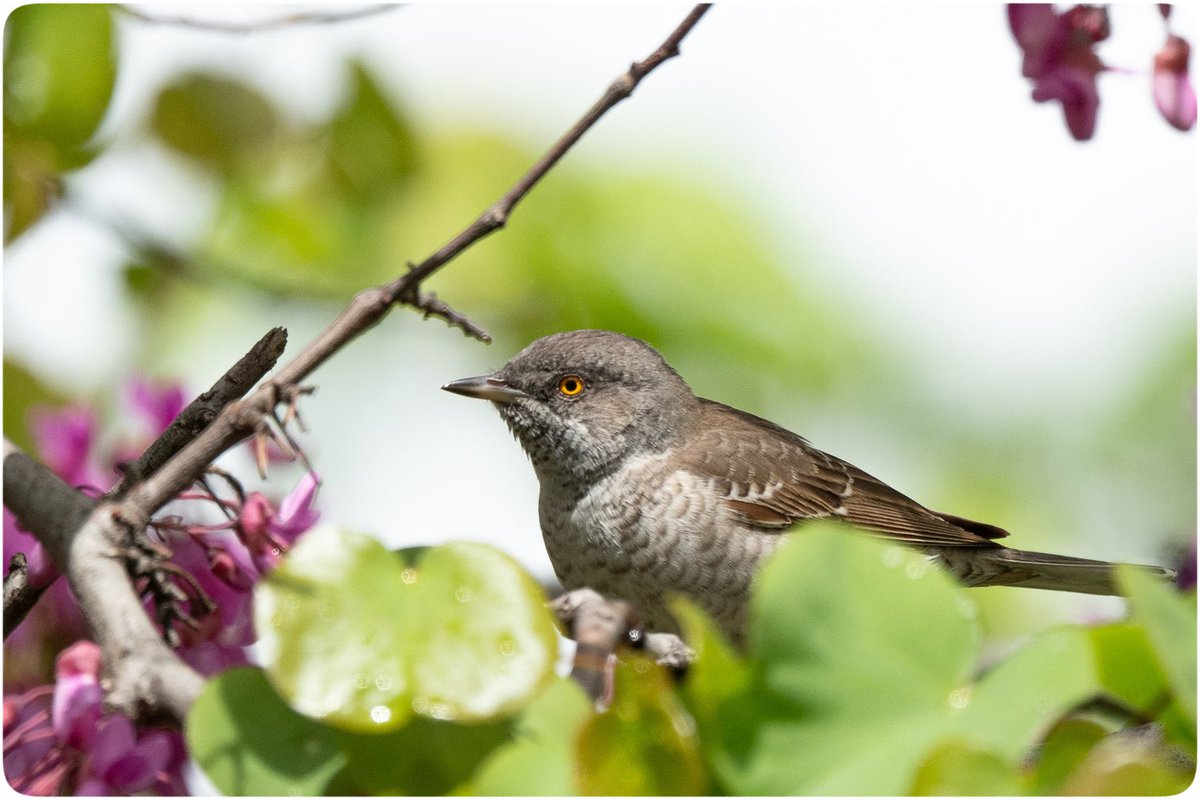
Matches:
[[537, 451, 778, 638]]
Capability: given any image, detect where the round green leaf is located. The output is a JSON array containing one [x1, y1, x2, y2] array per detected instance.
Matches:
[[255, 528, 558, 731], [405, 542, 561, 720], [256, 526, 413, 731]]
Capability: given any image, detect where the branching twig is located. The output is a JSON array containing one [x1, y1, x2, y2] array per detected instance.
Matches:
[[121, 2, 713, 518], [389, 3, 713, 297], [3, 5, 713, 724], [116, 4, 398, 33], [111, 327, 288, 495]]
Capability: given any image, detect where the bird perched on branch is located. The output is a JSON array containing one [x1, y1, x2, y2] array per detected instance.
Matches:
[[444, 329, 1173, 644]]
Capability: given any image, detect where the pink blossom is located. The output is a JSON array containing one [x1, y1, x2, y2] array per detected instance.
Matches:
[[127, 378, 187, 436], [274, 471, 321, 538], [1008, 4, 1109, 140], [75, 715, 175, 795], [235, 472, 321, 573], [30, 405, 100, 487], [166, 533, 254, 674], [5, 642, 186, 794], [1154, 34, 1197, 131], [50, 641, 103, 750]]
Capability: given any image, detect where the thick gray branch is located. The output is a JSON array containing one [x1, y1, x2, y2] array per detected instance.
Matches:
[[3, 441, 203, 721]]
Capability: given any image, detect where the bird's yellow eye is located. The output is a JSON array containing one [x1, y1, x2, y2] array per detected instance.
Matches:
[[558, 375, 585, 397]]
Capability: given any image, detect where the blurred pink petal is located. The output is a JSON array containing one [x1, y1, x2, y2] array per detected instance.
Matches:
[[30, 406, 98, 486], [1008, 3, 1107, 140], [1154, 34, 1197, 131], [273, 472, 321, 539], [51, 641, 103, 750], [128, 379, 187, 435]]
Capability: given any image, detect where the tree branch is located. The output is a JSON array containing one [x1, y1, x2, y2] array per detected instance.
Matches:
[[390, 3, 713, 293], [3, 439, 205, 722], [6, 5, 713, 724], [111, 327, 288, 494], [120, 3, 713, 518]]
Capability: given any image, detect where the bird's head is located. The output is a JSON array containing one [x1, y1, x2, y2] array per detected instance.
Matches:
[[443, 330, 697, 486]]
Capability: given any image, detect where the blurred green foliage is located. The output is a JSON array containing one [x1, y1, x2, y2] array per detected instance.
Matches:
[[3, 3, 115, 241], [188, 523, 1195, 795]]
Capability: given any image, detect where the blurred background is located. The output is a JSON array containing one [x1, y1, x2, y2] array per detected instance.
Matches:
[[4, 3, 1195, 660]]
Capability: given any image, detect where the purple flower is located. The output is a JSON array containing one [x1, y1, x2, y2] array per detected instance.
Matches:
[[5, 641, 186, 794], [4, 508, 59, 589], [1008, 4, 1109, 140], [166, 533, 254, 675], [127, 378, 187, 436], [1154, 34, 1197, 131], [274, 471, 322, 539], [50, 641, 103, 751], [30, 405, 100, 488], [235, 472, 321, 573], [75, 715, 177, 795]]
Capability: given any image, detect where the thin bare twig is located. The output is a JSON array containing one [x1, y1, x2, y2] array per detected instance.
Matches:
[[389, 3, 713, 297], [116, 4, 399, 34], [4, 5, 712, 724], [123, 3, 713, 520]]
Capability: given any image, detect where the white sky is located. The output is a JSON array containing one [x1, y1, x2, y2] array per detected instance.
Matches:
[[3, 3, 1196, 610]]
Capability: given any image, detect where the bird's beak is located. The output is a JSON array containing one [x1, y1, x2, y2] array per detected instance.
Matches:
[[441, 374, 527, 404]]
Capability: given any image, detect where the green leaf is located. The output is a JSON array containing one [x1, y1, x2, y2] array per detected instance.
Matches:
[[696, 523, 1128, 795], [404, 542, 560, 720], [951, 626, 1101, 761], [255, 528, 558, 731], [576, 656, 708, 796], [909, 740, 1024, 795], [1030, 716, 1110, 795], [327, 60, 418, 201], [468, 678, 594, 795], [4, 4, 116, 239], [4, 4, 115, 150], [332, 715, 514, 795], [1119, 564, 1197, 728], [708, 523, 977, 795], [1088, 621, 1170, 712], [150, 72, 281, 176], [186, 667, 346, 796]]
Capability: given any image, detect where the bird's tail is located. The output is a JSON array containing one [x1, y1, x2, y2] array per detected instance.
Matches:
[[934, 546, 1176, 596]]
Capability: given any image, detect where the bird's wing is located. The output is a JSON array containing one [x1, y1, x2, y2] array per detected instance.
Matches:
[[684, 400, 1006, 549]]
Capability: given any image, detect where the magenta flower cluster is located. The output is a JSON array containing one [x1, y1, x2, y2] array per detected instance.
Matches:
[[3, 378, 321, 794], [1008, 4, 1196, 140], [4, 642, 186, 794]]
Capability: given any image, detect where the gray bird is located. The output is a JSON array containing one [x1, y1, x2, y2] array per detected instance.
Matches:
[[444, 329, 1172, 644]]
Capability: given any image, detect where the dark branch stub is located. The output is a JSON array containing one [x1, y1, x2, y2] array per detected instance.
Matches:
[[112, 327, 288, 496]]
